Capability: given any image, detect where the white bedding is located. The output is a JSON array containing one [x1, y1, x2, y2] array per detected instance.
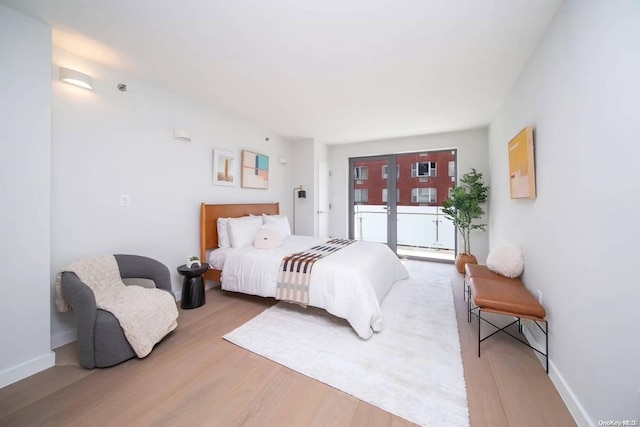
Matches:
[[218, 236, 409, 339], [208, 247, 233, 270]]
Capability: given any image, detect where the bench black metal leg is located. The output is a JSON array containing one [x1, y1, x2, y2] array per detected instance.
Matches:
[[463, 277, 466, 302], [474, 310, 550, 374], [478, 309, 481, 357], [546, 321, 549, 373]]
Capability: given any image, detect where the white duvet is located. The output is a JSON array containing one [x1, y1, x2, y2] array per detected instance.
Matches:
[[219, 236, 409, 339]]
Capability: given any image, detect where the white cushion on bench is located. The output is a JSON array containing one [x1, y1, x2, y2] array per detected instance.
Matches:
[[486, 244, 524, 278]]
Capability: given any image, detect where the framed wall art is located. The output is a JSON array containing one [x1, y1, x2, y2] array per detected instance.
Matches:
[[508, 126, 536, 199], [212, 148, 238, 187], [241, 150, 269, 189]]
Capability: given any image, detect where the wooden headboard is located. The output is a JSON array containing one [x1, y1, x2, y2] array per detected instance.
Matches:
[[200, 202, 280, 282]]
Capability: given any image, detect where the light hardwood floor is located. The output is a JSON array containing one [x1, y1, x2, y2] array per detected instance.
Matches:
[[0, 260, 576, 426]]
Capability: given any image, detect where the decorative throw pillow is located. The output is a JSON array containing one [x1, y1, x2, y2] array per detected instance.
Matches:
[[262, 214, 292, 237], [486, 245, 524, 278], [254, 226, 284, 249], [217, 218, 231, 248], [227, 216, 263, 248]]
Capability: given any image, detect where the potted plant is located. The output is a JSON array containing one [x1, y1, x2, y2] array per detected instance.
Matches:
[[441, 168, 489, 273], [187, 256, 201, 268]]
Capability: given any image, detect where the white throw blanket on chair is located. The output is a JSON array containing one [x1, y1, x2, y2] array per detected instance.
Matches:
[[55, 255, 179, 358]]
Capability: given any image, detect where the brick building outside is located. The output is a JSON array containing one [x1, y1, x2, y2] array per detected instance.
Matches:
[[353, 150, 456, 206]]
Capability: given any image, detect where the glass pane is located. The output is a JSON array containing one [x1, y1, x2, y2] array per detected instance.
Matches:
[[351, 151, 456, 261], [353, 158, 388, 244], [396, 150, 456, 261]]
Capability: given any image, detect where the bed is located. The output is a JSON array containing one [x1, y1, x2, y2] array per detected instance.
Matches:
[[200, 202, 409, 339]]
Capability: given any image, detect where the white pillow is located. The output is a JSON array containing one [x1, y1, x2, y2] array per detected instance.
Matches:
[[227, 215, 263, 248], [254, 226, 284, 249], [217, 218, 231, 248], [486, 245, 524, 278], [262, 214, 292, 237]]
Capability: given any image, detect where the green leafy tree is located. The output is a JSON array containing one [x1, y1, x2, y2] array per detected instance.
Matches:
[[441, 168, 489, 254]]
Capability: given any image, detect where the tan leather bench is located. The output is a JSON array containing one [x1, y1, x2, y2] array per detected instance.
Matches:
[[463, 264, 521, 300], [465, 264, 549, 373]]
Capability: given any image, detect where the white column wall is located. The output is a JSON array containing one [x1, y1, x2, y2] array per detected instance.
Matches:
[[289, 138, 315, 236], [0, 5, 55, 387], [488, 0, 640, 424], [313, 141, 329, 236]]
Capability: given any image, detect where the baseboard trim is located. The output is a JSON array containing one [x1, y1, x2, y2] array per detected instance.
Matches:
[[51, 329, 77, 349], [0, 351, 56, 389], [522, 324, 593, 427], [548, 360, 594, 427], [175, 282, 218, 303], [205, 281, 219, 291]]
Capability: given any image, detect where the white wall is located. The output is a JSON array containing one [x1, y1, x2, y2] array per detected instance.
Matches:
[[314, 141, 329, 236], [488, 0, 640, 424], [0, 5, 55, 387], [289, 138, 315, 235], [50, 48, 294, 346], [328, 129, 490, 261]]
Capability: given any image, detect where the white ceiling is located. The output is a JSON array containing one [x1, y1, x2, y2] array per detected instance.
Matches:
[[2, 0, 562, 144]]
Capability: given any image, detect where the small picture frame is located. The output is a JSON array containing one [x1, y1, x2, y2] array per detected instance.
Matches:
[[212, 149, 238, 186]]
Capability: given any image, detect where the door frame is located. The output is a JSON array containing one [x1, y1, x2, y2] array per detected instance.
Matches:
[[348, 155, 398, 252], [348, 149, 459, 261]]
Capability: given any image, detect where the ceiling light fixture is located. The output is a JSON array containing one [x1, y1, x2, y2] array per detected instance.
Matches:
[[59, 67, 93, 90]]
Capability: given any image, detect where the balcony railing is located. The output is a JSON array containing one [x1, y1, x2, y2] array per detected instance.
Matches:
[[354, 205, 455, 260]]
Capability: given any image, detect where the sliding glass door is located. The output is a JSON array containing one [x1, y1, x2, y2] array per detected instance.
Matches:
[[349, 155, 398, 251], [349, 150, 457, 261]]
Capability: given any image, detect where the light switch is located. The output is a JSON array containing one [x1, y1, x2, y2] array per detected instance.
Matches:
[[120, 195, 130, 207]]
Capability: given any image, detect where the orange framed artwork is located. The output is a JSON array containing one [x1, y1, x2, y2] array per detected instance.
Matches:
[[241, 150, 269, 189], [508, 127, 536, 199]]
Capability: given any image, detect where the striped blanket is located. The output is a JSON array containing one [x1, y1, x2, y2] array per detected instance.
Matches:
[[276, 239, 355, 306]]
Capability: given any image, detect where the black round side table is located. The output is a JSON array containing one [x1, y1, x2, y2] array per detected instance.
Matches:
[[177, 264, 209, 309]]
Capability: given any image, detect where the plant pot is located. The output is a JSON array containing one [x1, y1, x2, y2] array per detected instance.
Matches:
[[455, 253, 478, 274], [187, 257, 201, 268]]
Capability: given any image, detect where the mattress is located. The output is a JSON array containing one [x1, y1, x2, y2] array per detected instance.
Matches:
[[218, 236, 409, 339]]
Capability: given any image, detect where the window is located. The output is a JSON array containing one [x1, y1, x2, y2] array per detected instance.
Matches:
[[448, 187, 454, 198], [411, 188, 437, 203], [382, 188, 400, 203], [411, 162, 437, 178], [448, 161, 456, 177], [354, 166, 368, 180], [382, 165, 400, 179], [354, 189, 368, 203]]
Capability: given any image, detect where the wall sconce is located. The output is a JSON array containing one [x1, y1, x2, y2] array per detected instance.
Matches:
[[173, 129, 192, 142], [292, 185, 306, 235], [59, 67, 93, 90], [297, 186, 307, 199]]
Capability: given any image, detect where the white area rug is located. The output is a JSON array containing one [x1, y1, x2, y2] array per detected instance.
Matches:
[[224, 274, 469, 426]]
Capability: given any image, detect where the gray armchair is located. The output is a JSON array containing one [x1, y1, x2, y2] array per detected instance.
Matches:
[[61, 254, 175, 369]]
